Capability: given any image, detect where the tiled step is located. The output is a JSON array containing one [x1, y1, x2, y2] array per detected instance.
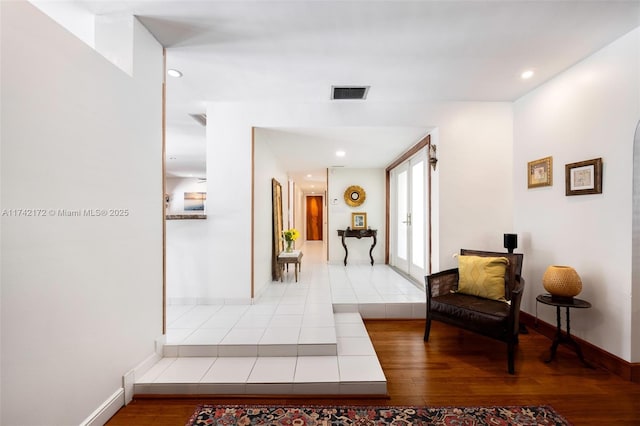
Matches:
[[136, 313, 387, 396], [164, 303, 346, 358], [134, 354, 387, 395], [163, 328, 338, 357]]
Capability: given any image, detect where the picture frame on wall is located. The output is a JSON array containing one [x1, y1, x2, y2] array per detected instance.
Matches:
[[565, 157, 602, 196], [351, 212, 367, 230], [527, 156, 553, 188], [184, 192, 206, 211]]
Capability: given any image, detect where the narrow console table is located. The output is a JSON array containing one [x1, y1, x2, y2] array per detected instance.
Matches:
[[337, 228, 377, 266]]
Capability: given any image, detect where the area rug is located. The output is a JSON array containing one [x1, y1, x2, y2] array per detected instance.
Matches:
[[186, 404, 572, 425]]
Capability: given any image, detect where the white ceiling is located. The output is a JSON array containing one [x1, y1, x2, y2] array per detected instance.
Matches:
[[73, 0, 640, 190]]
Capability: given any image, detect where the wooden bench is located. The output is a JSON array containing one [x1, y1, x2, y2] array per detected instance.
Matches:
[[277, 250, 303, 282]]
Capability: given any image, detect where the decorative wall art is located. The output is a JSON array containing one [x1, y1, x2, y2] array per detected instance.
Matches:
[[565, 157, 602, 196], [344, 185, 366, 207], [351, 212, 367, 230], [184, 192, 206, 211], [527, 156, 553, 188]]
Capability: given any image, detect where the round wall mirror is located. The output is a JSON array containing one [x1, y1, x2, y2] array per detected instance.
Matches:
[[344, 185, 366, 207]]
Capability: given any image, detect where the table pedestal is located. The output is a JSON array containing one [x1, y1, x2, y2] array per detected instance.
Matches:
[[536, 294, 592, 368]]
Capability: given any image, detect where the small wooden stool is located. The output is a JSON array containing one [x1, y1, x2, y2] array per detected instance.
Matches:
[[277, 250, 303, 282]]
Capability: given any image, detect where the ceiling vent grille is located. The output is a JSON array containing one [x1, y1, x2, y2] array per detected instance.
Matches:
[[189, 113, 207, 127], [331, 86, 369, 100]]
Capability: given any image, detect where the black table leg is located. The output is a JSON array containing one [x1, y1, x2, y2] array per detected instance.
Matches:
[[341, 233, 348, 266], [544, 306, 592, 367], [545, 306, 562, 363], [369, 234, 377, 265], [564, 306, 592, 368]]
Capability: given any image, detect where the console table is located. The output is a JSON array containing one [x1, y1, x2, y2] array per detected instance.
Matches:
[[337, 228, 377, 266]]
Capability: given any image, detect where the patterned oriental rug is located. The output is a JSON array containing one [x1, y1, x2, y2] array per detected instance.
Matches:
[[187, 404, 572, 425]]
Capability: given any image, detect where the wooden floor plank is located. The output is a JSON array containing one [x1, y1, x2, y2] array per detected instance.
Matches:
[[106, 320, 640, 425]]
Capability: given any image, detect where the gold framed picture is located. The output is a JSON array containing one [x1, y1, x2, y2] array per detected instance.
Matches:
[[351, 212, 367, 230], [565, 157, 602, 196], [528, 156, 553, 188]]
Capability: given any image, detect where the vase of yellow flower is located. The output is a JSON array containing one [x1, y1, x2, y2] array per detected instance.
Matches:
[[283, 228, 300, 252]]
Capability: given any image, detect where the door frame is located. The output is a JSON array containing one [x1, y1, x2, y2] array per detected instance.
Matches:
[[385, 134, 432, 273]]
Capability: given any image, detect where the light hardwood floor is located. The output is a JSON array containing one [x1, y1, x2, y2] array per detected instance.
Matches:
[[107, 319, 640, 425]]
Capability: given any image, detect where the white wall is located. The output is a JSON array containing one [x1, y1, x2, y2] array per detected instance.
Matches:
[[166, 220, 209, 304], [207, 101, 514, 300], [165, 178, 209, 304], [1, 3, 163, 424], [295, 183, 307, 245], [328, 168, 386, 264], [514, 28, 640, 362], [436, 105, 515, 265], [30, 0, 95, 48], [254, 130, 289, 298]]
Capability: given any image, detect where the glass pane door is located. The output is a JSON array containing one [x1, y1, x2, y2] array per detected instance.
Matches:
[[393, 163, 409, 272], [390, 148, 429, 284]]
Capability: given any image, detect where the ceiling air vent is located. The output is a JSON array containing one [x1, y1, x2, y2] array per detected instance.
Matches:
[[331, 86, 370, 100], [189, 113, 207, 127]]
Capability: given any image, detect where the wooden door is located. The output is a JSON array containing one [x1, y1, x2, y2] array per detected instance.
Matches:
[[306, 196, 323, 240]]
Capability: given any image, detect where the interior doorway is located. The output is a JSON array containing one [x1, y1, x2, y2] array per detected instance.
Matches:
[[306, 195, 323, 240]]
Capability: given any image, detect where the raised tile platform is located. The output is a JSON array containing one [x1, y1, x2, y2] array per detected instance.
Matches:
[[137, 241, 425, 396], [163, 303, 339, 358], [135, 312, 387, 395]]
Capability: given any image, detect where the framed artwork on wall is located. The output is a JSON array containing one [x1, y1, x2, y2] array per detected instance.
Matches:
[[565, 157, 602, 196], [184, 192, 206, 211], [351, 212, 367, 230], [528, 156, 553, 188]]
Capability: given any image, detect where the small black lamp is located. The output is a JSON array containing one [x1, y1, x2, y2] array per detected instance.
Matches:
[[503, 233, 518, 254]]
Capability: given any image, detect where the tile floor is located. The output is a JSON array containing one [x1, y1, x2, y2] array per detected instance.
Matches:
[[135, 241, 426, 396]]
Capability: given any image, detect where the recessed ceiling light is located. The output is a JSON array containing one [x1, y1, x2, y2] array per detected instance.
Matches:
[[167, 69, 182, 78], [336, 150, 346, 157], [306, 174, 312, 178], [521, 70, 534, 80]]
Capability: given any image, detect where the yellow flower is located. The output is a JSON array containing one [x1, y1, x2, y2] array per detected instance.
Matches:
[[283, 228, 300, 241]]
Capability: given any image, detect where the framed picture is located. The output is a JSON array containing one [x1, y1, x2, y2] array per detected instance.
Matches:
[[528, 156, 553, 188], [351, 212, 367, 230], [184, 192, 206, 211], [565, 157, 602, 196]]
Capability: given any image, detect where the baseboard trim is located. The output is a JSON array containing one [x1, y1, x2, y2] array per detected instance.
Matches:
[[123, 352, 163, 405], [79, 388, 124, 426], [520, 312, 639, 383]]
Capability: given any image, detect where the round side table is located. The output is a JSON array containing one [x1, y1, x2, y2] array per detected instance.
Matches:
[[536, 294, 592, 367]]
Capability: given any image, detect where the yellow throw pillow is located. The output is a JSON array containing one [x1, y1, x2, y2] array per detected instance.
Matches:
[[457, 255, 509, 301]]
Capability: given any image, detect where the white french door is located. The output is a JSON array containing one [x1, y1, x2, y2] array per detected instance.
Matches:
[[390, 149, 429, 284]]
